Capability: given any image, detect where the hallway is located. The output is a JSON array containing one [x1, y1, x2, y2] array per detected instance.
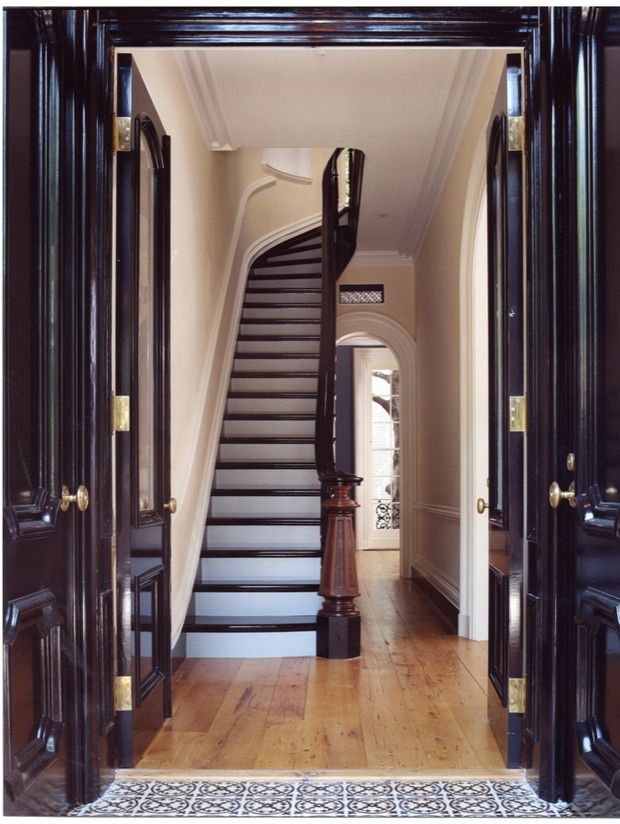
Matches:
[[136, 551, 504, 772]]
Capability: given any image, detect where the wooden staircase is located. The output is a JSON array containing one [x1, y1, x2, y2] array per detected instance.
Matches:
[[182, 232, 326, 657]]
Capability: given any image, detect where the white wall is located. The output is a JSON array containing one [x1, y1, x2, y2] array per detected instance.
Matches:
[[412, 52, 505, 612], [129, 50, 330, 644]]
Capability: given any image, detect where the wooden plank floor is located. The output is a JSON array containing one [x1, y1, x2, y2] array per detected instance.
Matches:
[[137, 551, 505, 771]]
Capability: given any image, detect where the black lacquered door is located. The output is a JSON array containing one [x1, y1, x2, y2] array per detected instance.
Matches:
[[115, 53, 172, 766], [484, 54, 525, 768], [568, 9, 620, 806]]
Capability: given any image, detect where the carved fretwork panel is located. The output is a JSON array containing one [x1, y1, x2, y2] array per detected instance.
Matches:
[[576, 587, 620, 797], [489, 565, 509, 705], [3, 589, 63, 801]]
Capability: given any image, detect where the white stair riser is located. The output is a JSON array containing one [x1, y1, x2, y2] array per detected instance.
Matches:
[[227, 396, 316, 414], [186, 630, 316, 658], [223, 419, 314, 437], [206, 524, 320, 547], [193, 591, 322, 616], [230, 377, 317, 393], [215, 468, 319, 486], [233, 357, 319, 373], [236, 340, 319, 354], [242, 306, 321, 320], [244, 293, 320, 305], [200, 556, 321, 580], [219, 442, 314, 461], [210, 495, 320, 517], [239, 322, 320, 337], [248, 278, 320, 289], [252, 263, 321, 275]]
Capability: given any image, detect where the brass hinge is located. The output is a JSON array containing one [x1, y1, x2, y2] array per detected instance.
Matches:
[[113, 116, 132, 153], [508, 115, 524, 152], [508, 677, 526, 714], [112, 394, 130, 432], [509, 396, 526, 433], [115, 675, 132, 711]]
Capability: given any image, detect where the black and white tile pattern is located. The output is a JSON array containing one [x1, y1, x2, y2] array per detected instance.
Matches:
[[70, 778, 581, 817]]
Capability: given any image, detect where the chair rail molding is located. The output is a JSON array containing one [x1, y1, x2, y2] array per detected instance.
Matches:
[[337, 311, 416, 579]]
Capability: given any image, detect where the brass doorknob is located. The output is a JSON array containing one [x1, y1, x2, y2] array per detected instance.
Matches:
[[60, 484, 90, 513], [476, 498, 489, 514], [164, 497, 177, 514], [549, 481, 576, 509]]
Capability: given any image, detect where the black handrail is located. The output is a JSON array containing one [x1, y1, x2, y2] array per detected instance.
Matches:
[[315, 147, 365, 486]]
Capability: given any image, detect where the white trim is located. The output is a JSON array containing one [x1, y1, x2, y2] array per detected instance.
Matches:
[[404, 51, 492, 261], [458, 126, 490, 642], [175, 51, 235, 151], [411, 555, 460, 609], [349, 250, 413, 268], [337, 312, 416, 579], [414, 503, 460, 522]]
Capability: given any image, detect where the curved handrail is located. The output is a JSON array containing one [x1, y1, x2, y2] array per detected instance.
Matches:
[[315, 147, 365, 485]]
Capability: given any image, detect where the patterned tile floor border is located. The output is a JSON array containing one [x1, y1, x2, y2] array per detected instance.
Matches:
[[70, 778, 581, 817]]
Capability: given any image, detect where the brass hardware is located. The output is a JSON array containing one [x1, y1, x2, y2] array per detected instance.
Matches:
[[508, 677, 526, 713], [60, 484, 90, 513], [164, 497, 177, 514], [113, 116, 132, 153], [476, 498, 489, 514], [115, 675, 132, 711], [509, 396, 527, 432], [508, 115, 524, 152], [549, 480, 577, 509], [112, 394, 130, 432], [566, 452, 576, 472]]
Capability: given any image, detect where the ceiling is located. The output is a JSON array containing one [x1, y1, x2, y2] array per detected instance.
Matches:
[[175, 47, 495, 262]]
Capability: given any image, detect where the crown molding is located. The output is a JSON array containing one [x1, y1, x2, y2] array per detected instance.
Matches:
[[349, 250, 414, 268], [175, 51, 235, 151], [401, 50, 492, 260]]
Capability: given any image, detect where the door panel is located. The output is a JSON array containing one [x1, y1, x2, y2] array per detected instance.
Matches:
[[485, 53, 525, 768], [571, 9, 620, 809], [115, 53, 172, 767]]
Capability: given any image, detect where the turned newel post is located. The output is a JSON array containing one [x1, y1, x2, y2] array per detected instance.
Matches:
[[316, 481, 361, 658]]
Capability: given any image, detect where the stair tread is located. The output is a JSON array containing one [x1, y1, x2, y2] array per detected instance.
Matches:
[[245, 287, 322, 294], [259, 242, 321, 259], [243, 302, 321, 309], [230, 371, 317, 378], [237, 334, 320, 341], [224, 413, 315, 420], [227, 392, 316, 399], [183, 615, 318, 632], [220, 435, 313, 444], [233, 353, 318, 359], [240, 318, 321, 325], [211, 487, 320, 496], [207, 515, 320, 525], [202, 548, 322, 558], [193, 579, 319, 592], [248, 274, 321, 282], [215, 459, 316, 468]]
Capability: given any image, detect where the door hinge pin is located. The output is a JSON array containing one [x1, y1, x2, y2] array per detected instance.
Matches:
[[508, 677, 526, 714], [112, 394, 130, 432], [113, 116, 132, 153], [115, 675, 132, 711]]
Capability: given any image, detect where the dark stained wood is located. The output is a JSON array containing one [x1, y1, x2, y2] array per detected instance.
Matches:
[[316, 483, 361, 659], [485, 54, 525, 769], [115, 53, 172, 767]]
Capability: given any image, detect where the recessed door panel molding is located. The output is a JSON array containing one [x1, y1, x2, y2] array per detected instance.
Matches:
[[3, 589, 63, 801]]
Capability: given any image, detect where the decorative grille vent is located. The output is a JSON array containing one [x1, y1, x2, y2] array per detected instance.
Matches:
[[339, 284, 384, 305]]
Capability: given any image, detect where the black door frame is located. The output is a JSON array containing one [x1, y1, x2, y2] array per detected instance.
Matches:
[[40, 5, 578, 806]]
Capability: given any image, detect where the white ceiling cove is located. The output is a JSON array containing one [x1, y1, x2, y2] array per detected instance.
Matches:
[[176, 47, 494, 261]]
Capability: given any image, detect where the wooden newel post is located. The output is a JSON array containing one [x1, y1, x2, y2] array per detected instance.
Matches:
[[316, 482, 361, 658]]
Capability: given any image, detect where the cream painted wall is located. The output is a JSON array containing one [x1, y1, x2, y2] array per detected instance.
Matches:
[[129, 50, 330, 644], [338, 263, 415, 339], [412, 52, 505, 606]]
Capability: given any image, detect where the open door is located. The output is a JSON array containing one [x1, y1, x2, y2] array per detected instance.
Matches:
[[567, 9, 620, 810], [115, 53, 173, 766], [481, 53, 525, 768]]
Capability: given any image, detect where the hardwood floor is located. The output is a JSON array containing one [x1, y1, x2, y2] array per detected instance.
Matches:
[[137, 551, 505, 771]]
